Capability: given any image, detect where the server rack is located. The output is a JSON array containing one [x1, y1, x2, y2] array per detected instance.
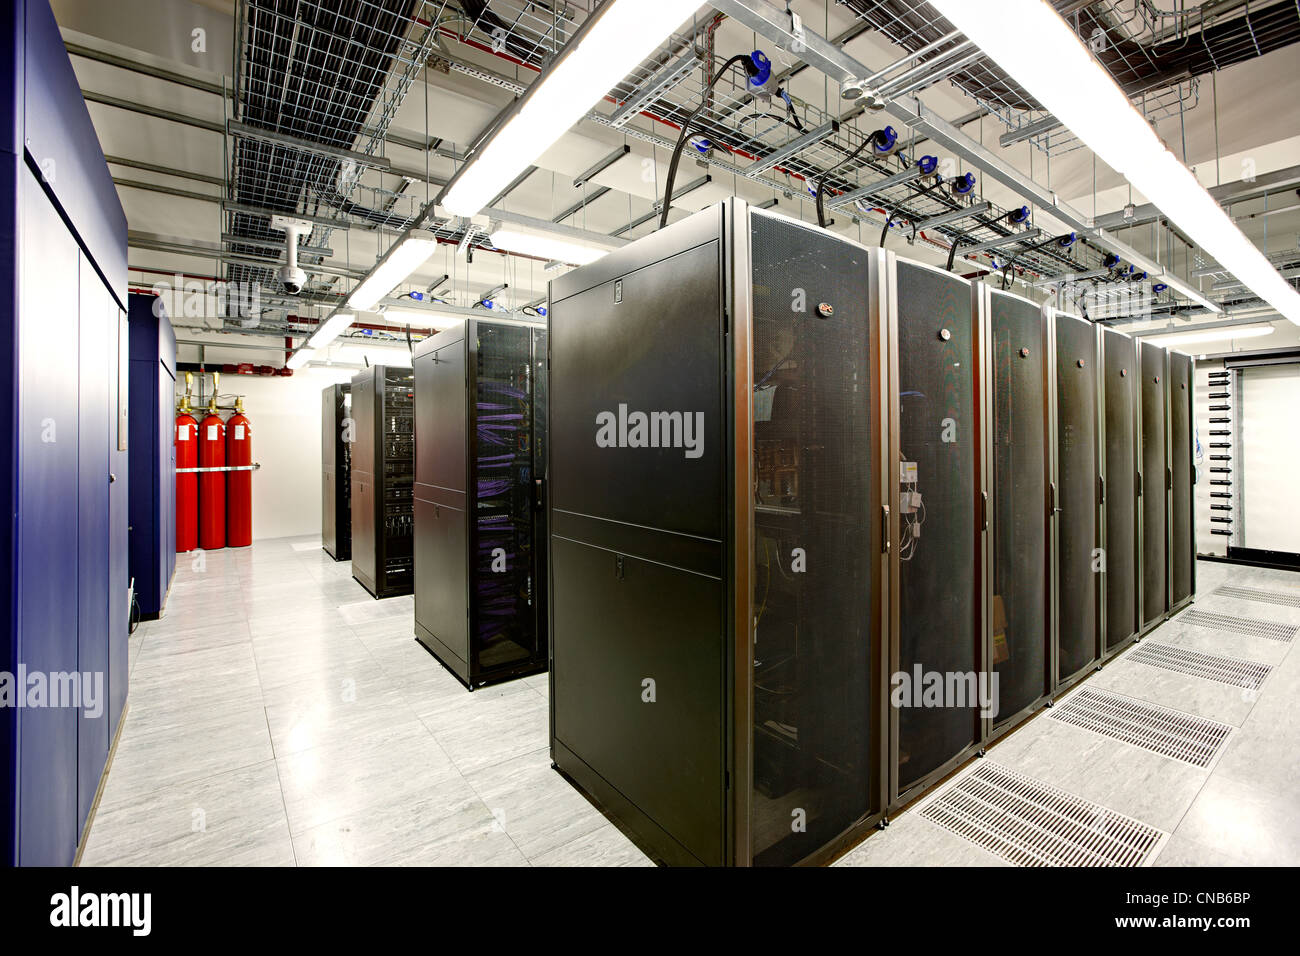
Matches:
[[981, 286, 1050, 740], [548, 200, 888, 867], [1050, 309, 1101, 690], [413, 319, 547, 689], [1101, 328, 1140, 657], [351, 366, 415, 598], [887, 257, 989, 809], [321, 383, 352, 561], [1168, 351, 1196, 613], [1138, 341, 1169, 633]]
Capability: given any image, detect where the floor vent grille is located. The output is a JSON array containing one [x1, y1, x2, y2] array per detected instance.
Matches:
[[919, 762, 1165, 867], [1181, 607, 1297, 643], [1052, 688, 1231, 768], [1210, 585, 1300, 611], [1128, 641, 1272, 689]]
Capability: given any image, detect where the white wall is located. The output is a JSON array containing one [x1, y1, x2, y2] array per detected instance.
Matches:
[[1241, 363, 1300, 555], [175, 365, 355, 541]]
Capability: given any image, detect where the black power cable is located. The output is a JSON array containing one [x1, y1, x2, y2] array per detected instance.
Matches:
[[814, 127, 899, 228], [658, 54, 758, 230]]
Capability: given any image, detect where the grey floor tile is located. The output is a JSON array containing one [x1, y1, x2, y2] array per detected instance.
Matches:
[[464, 748, 608, 860], [81, 760, 294, 867], [416, 682, 550, 776], [294, 776, 526, 867], [1174, 774, 1300, 866], [530, 821, 653, 867], [274, 719, 460, 834]]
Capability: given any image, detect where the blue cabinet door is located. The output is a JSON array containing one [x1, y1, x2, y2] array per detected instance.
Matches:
[[17, 169, 81, 866]]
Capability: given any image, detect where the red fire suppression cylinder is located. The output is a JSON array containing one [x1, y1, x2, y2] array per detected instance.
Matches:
[[175, 380, 199, 552], [198, 373, 227, 550], [226, 397, 252, 547]]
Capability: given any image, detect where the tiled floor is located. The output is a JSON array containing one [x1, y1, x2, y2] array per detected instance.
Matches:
[[81, 541, 1299, 867], [837, 558, 1300, 868], [80, 537, 649, 867]]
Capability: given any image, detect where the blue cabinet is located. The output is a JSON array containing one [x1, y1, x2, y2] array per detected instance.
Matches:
[[128, 293, 177, 619], [1, 0, 129, 866]]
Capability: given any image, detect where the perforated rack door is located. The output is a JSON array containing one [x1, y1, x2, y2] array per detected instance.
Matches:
[[748, 211, 880, 867], [469, 323, 539, 675], [1053, 312, 1099, 683], [1169, 352, 1194, 608], [893, 260, 979, 793], [1140, 342, 1169, 629], [1103, 330, 1139, 653], [989, 291, 1048, 725]]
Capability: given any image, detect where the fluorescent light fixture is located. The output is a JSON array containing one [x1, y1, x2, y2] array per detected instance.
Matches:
[[347, 229, 440, 311], [306, 311, 355, 350], [928, 0, 1300, 326], [286, 348, 316, 370], [381, 307, 466, 329], [489, 228, 610, 266], [439, 0, 704, 217], [330, 344, 413, 368], [1145, 323, 1274, 347]]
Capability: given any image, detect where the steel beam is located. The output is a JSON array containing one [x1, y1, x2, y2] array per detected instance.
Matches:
[[573, 145, 631, 188], [227, 121, 392, 170]]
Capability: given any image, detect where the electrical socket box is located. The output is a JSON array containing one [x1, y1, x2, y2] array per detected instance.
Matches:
[[900, 460, 917, 484]]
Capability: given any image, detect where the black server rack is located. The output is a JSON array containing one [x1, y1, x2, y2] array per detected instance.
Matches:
[[1168, 351, 1195, 612], [350, 365, 415, 599], [1102, 328, 1139, 656], [413, 319, 547, 689], [548, 200, 887, 867], [1051, 309, 1101, 688], [889, 258, 988, 806], [1139, 341, 1169, 632], [983, 287, 1049, 736], [321, 383, 352, 562]]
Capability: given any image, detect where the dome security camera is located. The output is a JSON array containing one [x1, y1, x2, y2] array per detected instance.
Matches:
[[278, 264, 307, 295], [270, 215, 315, 296]]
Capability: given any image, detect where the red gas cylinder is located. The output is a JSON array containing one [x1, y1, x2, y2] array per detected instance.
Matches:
[[175, 404, 199, 553], [226, 399, 252, 548], [198, 404, 227, 550]]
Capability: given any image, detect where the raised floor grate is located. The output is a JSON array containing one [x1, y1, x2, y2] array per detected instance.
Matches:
[[1127, 641, 1272, 689], [919, 761, 1165, 866], [1052, 688, 1231, 768], [1181, 607, 1297, 643], [1211, 585, 1300, 611]]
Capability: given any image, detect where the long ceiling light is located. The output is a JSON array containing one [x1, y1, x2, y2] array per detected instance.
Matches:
[[489, 228, 611, 266], [927, 0, 1300, 326], [286, 348, 316, 370], [439, 0, 704, 217], [305, 311, 356, 350], [1145, 323, 1274, 347], [347, 229, 440, 311]]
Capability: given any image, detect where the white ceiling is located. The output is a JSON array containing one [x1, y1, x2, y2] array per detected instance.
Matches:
[[52, 0, 1300, 364]]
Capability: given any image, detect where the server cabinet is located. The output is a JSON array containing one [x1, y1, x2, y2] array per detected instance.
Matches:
[[1102, 329, 1139, 656], [1168, 351, 1195, 612], [548, 200, 887, 866], [127, 292, 177, 618], [350, 366, 414, 598], [413, 320, 547, 689], [889, 258, 987, 806], [321, 383, 352, 561], [1139, 342, 1169, 631], [1051, 310, 1100, 687], [984, 287, 1049, 734]]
